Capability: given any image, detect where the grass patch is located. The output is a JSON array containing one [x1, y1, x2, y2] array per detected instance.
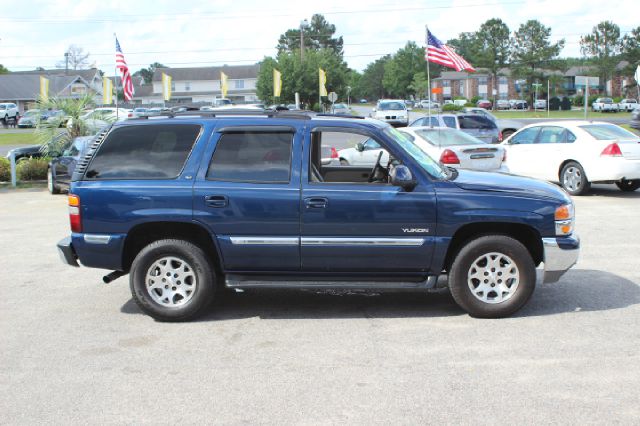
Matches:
[[0, 132, 39, 146]]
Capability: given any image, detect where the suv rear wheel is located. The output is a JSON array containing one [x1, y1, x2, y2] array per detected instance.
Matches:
[[448, 235, 536, 318], [130, 239, 216, 321]]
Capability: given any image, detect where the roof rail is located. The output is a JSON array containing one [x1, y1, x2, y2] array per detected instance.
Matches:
[[127, 109, 367, 121]]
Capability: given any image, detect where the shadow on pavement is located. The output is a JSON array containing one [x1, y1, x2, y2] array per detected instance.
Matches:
[[585, 185, 640, 198], [120, 269, 639, 321]]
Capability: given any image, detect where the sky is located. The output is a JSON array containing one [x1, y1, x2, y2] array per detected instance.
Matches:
[[0, 0, 638, 75]]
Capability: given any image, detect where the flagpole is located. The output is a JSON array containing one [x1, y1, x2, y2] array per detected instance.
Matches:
[[425, 25, 432, 125], [114, 33, 119, 120]]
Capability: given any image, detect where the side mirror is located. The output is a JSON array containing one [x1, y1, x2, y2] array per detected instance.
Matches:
[[390, 165, 417, 192], [355, 142, 365, 152]]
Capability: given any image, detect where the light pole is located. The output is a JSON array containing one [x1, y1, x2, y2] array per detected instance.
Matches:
[[346, 86, 351, 108], [300, 19, 309, 61]]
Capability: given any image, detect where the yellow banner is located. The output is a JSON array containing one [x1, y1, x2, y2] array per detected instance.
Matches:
[[273, 69, 282, 98], [319, 68, 327, 97], [221, 72, 228, 98], [162, 73, 172, 101], [39, 76, 49, 100], [102, 77, 113, 104]]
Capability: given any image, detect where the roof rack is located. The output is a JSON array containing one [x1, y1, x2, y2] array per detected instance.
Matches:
[[129, 109, 367, 121]]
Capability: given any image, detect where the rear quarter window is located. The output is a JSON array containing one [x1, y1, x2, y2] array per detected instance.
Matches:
[[84, 124, 201, 180], [458, 116, 497, 129]]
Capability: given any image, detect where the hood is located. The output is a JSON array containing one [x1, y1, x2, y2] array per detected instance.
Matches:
[[451, 169, 570, 202]]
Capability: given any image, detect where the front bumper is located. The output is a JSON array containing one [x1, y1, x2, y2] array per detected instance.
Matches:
[[57, 237, 79, 267], [541, 235, 579, 283]]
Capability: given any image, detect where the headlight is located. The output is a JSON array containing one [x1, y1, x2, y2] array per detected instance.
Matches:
[[555, 203, 575, 236]]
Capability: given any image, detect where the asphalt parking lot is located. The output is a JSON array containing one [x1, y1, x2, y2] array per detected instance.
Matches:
[[1, 187, 639, 424]]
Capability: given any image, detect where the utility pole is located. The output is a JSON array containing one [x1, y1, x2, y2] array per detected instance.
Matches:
[[64, 51, 69, 75], [300, 19, 308, 61]]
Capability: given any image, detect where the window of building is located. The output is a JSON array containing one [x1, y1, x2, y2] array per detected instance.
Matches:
[[85, 124, 201, 180], [498, 76, 508, 85], [442, 80, 451, 87], [459, 81, 465, 96], [185, 82, 191, 91], [478, 77, 488, 85], [234, 80, 245, 89], [207, 131, 293, 183], [171, 81, 176, 91]]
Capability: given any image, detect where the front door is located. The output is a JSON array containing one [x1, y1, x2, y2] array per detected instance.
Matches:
[[301, 126, 437, 274], [193, 123, 303, 272]]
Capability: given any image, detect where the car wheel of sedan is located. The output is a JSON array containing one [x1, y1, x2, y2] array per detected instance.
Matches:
[[47, 168, 60, 194], [130, 239, 216, 322], [615, 179, 640, 192], [448, 235, 536, 318], [340, 159, 349, 166], [561, 161, 591, 196]]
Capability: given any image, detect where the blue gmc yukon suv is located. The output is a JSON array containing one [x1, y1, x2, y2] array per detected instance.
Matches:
[[57, 110, 579, 321]]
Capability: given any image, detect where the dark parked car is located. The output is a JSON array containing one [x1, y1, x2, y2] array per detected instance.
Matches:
[[6, 133, 72, 162], [511, 100, 528, 110], [56, 110, 578, 321], [48, 136, 94, 194]]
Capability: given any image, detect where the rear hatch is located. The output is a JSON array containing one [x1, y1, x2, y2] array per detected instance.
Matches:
[[458, 115, 498, 143], [456, 145, 503, 171]]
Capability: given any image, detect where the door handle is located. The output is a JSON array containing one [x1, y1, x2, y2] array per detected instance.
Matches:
[[304, 197, 328, 209], [205, 195, 228, 208]]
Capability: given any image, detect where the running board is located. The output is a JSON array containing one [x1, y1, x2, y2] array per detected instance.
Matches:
[[225, 274, 439, 290]]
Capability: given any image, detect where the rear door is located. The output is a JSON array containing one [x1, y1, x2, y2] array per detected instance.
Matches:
[[193, 123, 303, 272], [458, 115, 498, 143]]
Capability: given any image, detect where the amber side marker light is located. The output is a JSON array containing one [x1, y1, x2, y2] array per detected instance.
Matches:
[[555, 205, 572, 221]]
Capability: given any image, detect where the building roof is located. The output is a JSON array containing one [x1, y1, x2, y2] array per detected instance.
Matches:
[[152, 64, 260, 82], [0, 74, 89, 101], [11, 67, 101, 82]]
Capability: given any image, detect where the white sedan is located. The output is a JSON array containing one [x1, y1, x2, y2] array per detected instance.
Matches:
[[502, 121, 640, 195], [398, 127, 507, 172], [337, 138, 389, 166]]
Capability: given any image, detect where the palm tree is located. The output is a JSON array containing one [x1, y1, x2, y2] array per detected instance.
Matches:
[[35, 93, 96, 156]]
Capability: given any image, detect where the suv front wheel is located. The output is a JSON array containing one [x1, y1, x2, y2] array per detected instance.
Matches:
[[130, 239, 216, 321], [448, 235, 536, 318]]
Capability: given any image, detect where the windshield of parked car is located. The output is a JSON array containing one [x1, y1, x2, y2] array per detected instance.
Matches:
[[378, 101, 405, 111], [580, 124, 639, 141], [383, 126, 447, 179], [415, 128, 485, 147]]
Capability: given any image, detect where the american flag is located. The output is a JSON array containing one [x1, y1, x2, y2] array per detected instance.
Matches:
[[115, 37, 134, 101], [426, 29, 475, 72]]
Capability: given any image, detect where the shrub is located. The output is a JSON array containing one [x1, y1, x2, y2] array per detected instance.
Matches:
[[549, 97, 561, 111], [613, 96, 622, 103], [16, 157, 49, 181], [470, 96, 481, 105], [561, 97, 572, 111], [573, 95, 584, 106], [442, 104, 463, 112], [0, 157, 11, 182]]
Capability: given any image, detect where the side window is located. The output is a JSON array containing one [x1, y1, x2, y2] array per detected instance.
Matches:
[[207, 132, 292, 183], [565, 131, 577, 143], [311, 130, 388, 183], [85, 124, 201, 179], [510, 127, 540, 145], [442, 116, 457, 128], [459, 116, 495, 129], [536, 127, 566, 144]]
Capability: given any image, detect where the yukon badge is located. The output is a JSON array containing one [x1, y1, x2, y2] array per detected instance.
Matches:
[[402, 228, 429, 233]]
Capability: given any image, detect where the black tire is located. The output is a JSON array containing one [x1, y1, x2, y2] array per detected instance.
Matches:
[[340, 159, 349, 166], [616, 179, 640, 192], [448, 235, 536, 318], [560, 161, 590, 196], [47, 168, 60, 194], [129, 239, 216, 321]]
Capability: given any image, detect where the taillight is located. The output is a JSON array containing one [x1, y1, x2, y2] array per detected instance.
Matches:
[[128, 112, 133, 118], [440, 149, 460, 164], [330, 147, 339, 159], [68, 194, 82, 233], [498, 131, 503, 142], [600, 143, 622, 157]]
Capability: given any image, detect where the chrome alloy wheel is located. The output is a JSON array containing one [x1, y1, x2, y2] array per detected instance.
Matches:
[[563, 166, 583, 192], [145, 256, 197, 307], [467, 252, 520, 304]]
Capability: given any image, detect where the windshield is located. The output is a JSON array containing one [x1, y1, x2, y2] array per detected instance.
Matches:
[[415, 129, 485, 147], [580, 124, 639, 141], [378, 101, 405, 111], [24, 110, 40, 117], [383, 126, 447, 179]]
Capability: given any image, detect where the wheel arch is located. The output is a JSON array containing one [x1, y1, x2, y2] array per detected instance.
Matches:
[[122, 221, 223, 276], [443, 222, 543, 273]]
